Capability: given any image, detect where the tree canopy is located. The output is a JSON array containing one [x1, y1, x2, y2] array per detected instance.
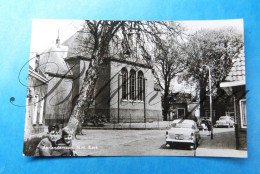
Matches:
[[180, 27, 244, 117], [66, 20, 183, 133], [182, 28, 244, 90]]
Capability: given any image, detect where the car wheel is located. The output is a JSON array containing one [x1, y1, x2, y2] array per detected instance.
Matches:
[[166, 142, 173, 148], [191, 142, 196, 150]]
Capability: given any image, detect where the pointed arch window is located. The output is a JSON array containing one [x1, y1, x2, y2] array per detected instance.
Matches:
[[121, 68, 128, 100], [129, 69, 136, 100], [137, 71, 144, 101]]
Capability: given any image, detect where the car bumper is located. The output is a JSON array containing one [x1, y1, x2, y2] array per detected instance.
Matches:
[[166, 138, 195, 144], [215, 123, 231, 127]]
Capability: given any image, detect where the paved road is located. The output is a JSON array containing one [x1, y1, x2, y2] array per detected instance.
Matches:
[[73, 128, 235, 156]]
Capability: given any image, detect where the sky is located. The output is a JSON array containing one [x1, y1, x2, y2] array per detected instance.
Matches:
[[30, 19, 244, 54], [30, 19, 84, 54], [180, 19, 243, 35]]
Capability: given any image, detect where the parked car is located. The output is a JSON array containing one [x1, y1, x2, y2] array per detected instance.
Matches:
[[215, 116, 235, 128], [166, 119, 200, 149]]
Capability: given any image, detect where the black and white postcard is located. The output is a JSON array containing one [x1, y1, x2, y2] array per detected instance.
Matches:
[[23, 19, 247, 157]]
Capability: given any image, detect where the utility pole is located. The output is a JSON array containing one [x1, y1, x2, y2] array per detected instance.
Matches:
[[202, 65, 213, 140]]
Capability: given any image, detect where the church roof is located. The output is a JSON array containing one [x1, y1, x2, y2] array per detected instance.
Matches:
[[62, 30, 89, 59], [62, 29, 152, 66], [38, 43, 72, 76], [28, 65, 48, 83]]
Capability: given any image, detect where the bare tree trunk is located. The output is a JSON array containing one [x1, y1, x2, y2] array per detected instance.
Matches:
[[163, 83, 170, 121], [199, 85, 206, 118], [66, 62, 97, 135], [199, 74, 209, 119], [65, 21, 124, 134], [64, 20, 183, 133]]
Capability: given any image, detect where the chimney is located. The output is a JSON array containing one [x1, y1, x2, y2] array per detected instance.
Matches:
[[35, 54, 40, 72], [56, 30, 60, 47]]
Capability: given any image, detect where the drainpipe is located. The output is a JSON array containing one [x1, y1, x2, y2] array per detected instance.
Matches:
[[233, 96, 237, 124], [118, 74, 120, 123], [234, 96, 239, 149], [144, 78, 146, 123]]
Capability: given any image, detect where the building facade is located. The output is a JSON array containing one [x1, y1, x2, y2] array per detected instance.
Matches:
[[167, 92, 199, 120], [24, 65, 48, 138], [220, 51, 247, 150], [34, 30, 162, 125]]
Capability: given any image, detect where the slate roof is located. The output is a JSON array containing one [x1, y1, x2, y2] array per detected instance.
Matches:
[[37, 43, 72, 76], [29, 65, 46, 78], [62, 30, 89, 58], [28, 65, 48, 83], [220, 50, 246, 87], [225, 50, 246, 82]]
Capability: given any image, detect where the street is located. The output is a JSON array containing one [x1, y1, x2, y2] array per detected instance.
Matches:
[[72, 127, 246, 157]]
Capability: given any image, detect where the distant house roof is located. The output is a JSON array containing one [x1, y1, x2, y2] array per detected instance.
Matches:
[[167, 92, 192, 103], [220, 50, 246, 88], [28, 65, 48, 84], [154, 82, 163, 91]]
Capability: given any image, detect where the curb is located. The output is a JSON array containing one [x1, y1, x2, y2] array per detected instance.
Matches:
[[83, 127, 168, 130]]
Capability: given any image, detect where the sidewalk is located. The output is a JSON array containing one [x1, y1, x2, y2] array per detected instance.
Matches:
[[196, 128, 247, 158], [84, 121, 172, 130]]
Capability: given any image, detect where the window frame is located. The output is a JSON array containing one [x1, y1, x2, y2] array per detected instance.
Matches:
[[137, 71, 144, 101], [239, 99, 247, 128], [129, 69, 136, 100], [39, 98, 45, 125], [121, 68, 128, 100], [32, 95, 38, 125]]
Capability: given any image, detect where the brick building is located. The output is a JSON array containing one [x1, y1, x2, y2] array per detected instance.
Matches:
[[220, 50, 247, 150]]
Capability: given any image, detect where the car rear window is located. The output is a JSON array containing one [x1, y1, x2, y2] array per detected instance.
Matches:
[[172, 123, 193, 128], [220, 118, 227, 120]]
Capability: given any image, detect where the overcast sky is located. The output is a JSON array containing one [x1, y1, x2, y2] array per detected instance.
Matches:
[[180, 19, 243, 34], [30, 19, 244, 54], [30, 19, 84, 53]]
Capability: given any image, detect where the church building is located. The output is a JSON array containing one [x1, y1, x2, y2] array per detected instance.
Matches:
[[35, 30, 163, 125]]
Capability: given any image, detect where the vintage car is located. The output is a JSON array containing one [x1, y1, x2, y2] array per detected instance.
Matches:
[[166, 119, 200, 149], [215, 116, 235, 128]]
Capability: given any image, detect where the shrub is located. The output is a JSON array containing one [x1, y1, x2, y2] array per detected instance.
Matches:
[[23, 135, 47, 156], [84, 114, 107, 126]]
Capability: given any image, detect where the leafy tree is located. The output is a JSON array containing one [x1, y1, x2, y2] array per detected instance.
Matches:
[[153, 29, 186, 120], [180, 27, 244, 117]]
